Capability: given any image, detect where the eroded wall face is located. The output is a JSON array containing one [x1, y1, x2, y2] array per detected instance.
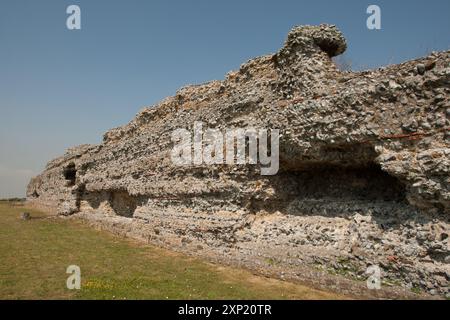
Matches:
[[27, 25, 450, 297]]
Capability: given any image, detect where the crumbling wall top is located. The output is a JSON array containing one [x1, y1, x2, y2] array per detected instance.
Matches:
[[283, 24, 347, 57]]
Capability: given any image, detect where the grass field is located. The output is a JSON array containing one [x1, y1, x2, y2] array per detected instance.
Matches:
[[0, 202, 343, 300]]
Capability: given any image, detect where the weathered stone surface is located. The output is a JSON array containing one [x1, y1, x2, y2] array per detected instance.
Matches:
[[27, 24, 449, 297]]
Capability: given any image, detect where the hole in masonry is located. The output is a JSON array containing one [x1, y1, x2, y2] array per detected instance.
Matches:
[[78, 190, 143, 218], [109, 191, 138, 218], [317, 40, 341, 57], [250, 142, 410, 218], [279, 144, 406, 203], [63, 163, 77, 187], [289, 164, 406, 202], [250, 163, 409, 220]]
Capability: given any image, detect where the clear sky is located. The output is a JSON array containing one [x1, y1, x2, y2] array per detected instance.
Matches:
[[0, 0, 449, 197]]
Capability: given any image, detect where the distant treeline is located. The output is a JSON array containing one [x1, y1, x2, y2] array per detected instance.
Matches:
[[0, 198, 26, 202]]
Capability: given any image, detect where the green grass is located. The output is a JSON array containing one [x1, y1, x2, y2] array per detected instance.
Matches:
[[0, 203, 344, 300]]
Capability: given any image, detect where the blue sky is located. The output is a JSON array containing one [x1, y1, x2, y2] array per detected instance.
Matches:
[[1, 0, 449, 197]]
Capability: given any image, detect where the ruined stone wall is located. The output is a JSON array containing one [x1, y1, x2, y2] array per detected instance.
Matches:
[[27, 25, 449, 297]]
